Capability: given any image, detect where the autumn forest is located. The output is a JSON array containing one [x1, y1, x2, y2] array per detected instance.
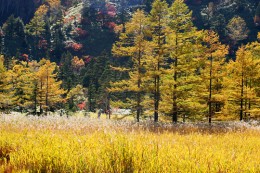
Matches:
[[0, 0, 260, 123], [1, 0, 260, 172]]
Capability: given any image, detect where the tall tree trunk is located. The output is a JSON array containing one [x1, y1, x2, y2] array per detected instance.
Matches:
[[173, 61, 177, 123], [154, 76, 159, 122], [39, 79, 43, 115], [34, 82, 37, 115], [172, 35, 178, 123], [240, 72, 244, 121], [248, 79, 252, 119], [154, 16, 162, 123], [136, 41, 142, 122], [209, 54, 213, 124], [244, 79, 248, 120], [45, 68, 49, 115]]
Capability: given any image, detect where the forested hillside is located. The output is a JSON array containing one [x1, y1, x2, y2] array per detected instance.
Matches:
[[1, 0, 260, 122]]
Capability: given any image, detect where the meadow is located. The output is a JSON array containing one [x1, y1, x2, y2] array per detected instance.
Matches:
[[0, 113, 260, 173]]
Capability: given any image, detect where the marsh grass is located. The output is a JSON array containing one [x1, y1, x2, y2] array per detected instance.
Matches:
[[0, 113, 259, 172]]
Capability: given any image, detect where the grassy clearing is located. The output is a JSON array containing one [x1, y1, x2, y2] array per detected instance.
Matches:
[[0, 114, 260, 172]]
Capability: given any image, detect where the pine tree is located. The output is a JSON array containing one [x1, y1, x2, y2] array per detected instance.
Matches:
[[82, 53, 112, 112], [110, 10, 150, 122], [58, 52, 75, 90], [26, 5, 47, 60], [2, 15, 27, 68]]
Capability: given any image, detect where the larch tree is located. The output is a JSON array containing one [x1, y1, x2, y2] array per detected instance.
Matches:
[[200, 30, 228, 123], [46, 0, 61, 9], [36, 59, 65, 114], [146, 0, 169, 122], [2, 62, 35, 112], [223, 46, 259, 120], [160, 0, 202, 123], [0, 55, 10, 110], [110, 10, 151, 122], [242, 40, 260, 119]]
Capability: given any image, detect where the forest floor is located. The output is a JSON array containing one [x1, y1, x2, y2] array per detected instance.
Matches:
[[0, 113, 260, 172]]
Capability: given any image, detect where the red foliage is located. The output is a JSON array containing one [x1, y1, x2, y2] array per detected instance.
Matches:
[[72, 43, 83, 51], [104, 22, 116, 32], [65, 41, 83, 51], [83, 55, 93, 64], [106, 3, 116, 17], [22, 54, 29, 61], [75, 28, 88, 37], [78, 101, 86, 110]]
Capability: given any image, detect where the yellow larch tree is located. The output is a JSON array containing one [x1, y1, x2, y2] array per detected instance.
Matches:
[[160, 0, 203, 123], [223, 46, 260, 120], [37, 59, 66, 114], [110, 10, 151, 122], [145, 0, 169, 122], [200, 30, 229, 123]]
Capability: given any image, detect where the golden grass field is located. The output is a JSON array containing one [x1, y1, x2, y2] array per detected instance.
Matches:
[[0, 113, 260, 173]]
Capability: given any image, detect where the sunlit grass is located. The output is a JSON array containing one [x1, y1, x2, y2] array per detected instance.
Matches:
[[0, 114, 259, 172]]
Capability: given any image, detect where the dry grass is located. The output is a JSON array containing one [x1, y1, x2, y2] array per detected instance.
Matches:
[[0, 113, 259, 172]]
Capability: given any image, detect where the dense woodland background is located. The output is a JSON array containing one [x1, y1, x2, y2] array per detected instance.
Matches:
[[0, 0, 260, 123]]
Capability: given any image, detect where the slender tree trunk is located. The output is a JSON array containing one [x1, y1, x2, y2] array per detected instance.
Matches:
[[240, 72, 244, 121], [209, 54, 213, 124], [136, 36, 142, 122], [45, 68, 49, 115], [154, 16, 162, 123], [154, 77, 159, 122], [248, 79, 251, 119], [40, 80, 43, 115], [107, 93, 111, 119], [34, 82, 37, 115], [173, 62, 177, 123], [244, 79, 248, 120], [172, 35, 178, 123], [137, 92, 141, 122]]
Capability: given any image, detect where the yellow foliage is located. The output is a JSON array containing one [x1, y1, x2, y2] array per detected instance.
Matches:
[[46, 0, 61, 9], [35, 5, 49, 16]]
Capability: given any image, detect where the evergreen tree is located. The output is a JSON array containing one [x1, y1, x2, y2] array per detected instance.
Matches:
[[80, 0, 116, 56], [82, 53, 111, 112], [58, 52, 75, 90], [2, 15, 27, 68], [26, 5, 47, 60]]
